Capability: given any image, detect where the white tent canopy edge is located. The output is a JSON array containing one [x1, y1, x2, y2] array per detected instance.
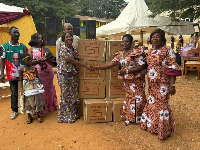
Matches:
[[96, 0, 195, 36]]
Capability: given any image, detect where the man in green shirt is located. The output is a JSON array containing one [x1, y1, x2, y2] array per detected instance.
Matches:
[[0, 26, 28, 119]]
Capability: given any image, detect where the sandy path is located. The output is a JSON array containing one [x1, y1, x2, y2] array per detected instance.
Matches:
[[0, 73, 200, 150]]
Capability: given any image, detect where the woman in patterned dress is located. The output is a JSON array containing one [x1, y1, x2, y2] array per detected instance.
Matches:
[[28, 33, 58, 113], [140, 29, 181, 140], [57, 32, 89, 123], [93, 34, 147, 125]]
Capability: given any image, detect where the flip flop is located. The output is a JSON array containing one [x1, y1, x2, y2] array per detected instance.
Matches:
[[37, 118, 44, 123], [124, 120, 131, 126], [26, 118, 32, 124]]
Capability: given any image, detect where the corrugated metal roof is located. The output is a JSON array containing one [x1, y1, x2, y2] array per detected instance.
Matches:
[[76, 15, 114, 23]]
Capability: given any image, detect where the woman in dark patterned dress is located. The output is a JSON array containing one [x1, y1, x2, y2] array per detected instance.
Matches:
[[140, 29, 181, 140], [57, 32, 89, 123], [93, 34, 147, 125]]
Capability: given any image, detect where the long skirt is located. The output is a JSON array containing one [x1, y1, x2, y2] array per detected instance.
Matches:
[[140, 82, 176, 140], [57, 73, 80, 123], [20, 80, 45, 115], [35, 63, 58, 113], [23, 94, 45, 115], [122, 78, 146, 123]]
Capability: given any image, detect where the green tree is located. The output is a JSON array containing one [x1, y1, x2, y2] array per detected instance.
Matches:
[[1, 0, 77, 38], [147, 0, 200, 21], [1, 0, 126, 39], [76, 0, 125, 19]]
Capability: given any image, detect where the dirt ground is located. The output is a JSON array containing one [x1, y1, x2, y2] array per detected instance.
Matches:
[[0, 72, 200, 150]]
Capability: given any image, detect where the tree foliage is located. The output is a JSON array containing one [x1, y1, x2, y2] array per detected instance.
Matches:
[[1, 0, 77, 37], [75, 0, 125, 19], [147, 0, 200, 21], [1, 0, 125, 38]]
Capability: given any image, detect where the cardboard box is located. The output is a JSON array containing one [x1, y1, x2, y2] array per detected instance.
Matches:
[[110, 98, 126, 101], [79, 80, 105, 98], [106, 62, 119, 80], [84, 99, 112, 123], [106, 40, 135, 61], [106, 80, 125, 98], [78, 39, 106, 61], [78, 60, 105, 79], [106, 41, 123, 61], [112, 99, 125, 122]]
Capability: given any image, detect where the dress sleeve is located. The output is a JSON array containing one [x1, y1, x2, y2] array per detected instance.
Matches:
[[111, 51, 121, 65], [165, 47, 181, 76], [59, 46, 71, 61], [44, 47, 55, 66], [58, 46, 79, 75], [131, 46, 146, 66]]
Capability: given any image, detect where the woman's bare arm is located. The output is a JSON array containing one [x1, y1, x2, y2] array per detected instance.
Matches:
[[95, 62, 117, 70], [65, 56, 87, 67]]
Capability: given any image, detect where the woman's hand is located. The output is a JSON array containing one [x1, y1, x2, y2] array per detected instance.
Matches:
[[40, 56, 46, 62], [65, 56, 74, 62], [20, 89, 24, 95], [113, 53, 118, 58], [89, 66, 96, 71], [85, 65, 96, 71], [169, 85, 176, 96], [118, 69, 126, 76], [28, 47, 33, 55], [85, 65, 92, 71], [37, 84, 44, 89], [94, 66, 101, 71]]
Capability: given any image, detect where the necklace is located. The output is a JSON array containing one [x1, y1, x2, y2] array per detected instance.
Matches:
[[123, 50, 130, 58]]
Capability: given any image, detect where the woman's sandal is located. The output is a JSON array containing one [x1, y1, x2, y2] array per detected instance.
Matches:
[[124, 120, 131, 126], [26, 117, 32, 124], [37, 118, 44, 123]]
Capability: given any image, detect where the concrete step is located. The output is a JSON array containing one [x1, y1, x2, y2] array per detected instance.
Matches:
[[0, 81, 10, 88]]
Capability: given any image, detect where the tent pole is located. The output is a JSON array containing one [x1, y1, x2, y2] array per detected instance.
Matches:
[[140, 30, 143, 45]]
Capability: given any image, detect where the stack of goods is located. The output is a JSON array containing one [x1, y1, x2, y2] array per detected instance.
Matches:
[[78, 39, 126, 123], [105, 41, 126, 122], [78, 39, 108, 122], [83, 99, 113, 123], [106, 41, 125, 99], [111, 98, 125, 122]]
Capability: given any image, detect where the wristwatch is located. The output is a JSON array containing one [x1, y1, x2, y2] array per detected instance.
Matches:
[[171, 84, 175, 87]]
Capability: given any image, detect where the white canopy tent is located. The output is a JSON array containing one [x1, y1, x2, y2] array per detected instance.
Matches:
[[96, 0, 195, 37], [0, 3, 24, 12]]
